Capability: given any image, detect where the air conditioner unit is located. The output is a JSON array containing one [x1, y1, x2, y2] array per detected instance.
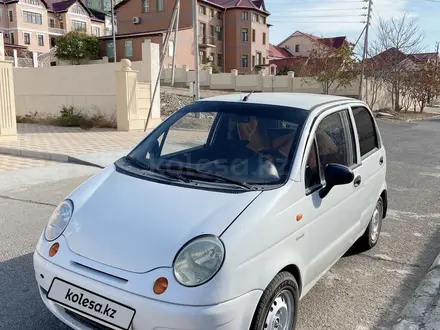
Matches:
[[208, 55, 213, 62], [132, 17, 141, 24], [199, 51, 204, 56], [216, 26, 221, 32]]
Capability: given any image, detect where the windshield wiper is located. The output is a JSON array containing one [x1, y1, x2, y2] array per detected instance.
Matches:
[[125, 156, 191, 183], [160, 164, 256, 190]]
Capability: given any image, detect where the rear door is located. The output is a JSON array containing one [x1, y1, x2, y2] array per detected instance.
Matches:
[[348, 105, 386, 232], [300, 105, 363, 286]]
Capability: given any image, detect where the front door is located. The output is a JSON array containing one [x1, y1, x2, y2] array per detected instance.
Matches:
[[300, 106, 363, 287]]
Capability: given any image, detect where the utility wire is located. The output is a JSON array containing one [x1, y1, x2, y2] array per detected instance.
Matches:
[[270, 14, 366, 18], [271, 7, 367, 12], [265, 0, 365, 4]]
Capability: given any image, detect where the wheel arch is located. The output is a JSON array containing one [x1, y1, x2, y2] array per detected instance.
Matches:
[[280, 264, 302, 296]]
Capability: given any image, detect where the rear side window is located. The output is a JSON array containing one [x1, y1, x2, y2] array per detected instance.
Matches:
[[352, 107, 379, 157]]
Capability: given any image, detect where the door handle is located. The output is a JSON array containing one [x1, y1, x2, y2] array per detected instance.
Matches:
[[379, 156, 384, 165], [354, 175, 362, 187]]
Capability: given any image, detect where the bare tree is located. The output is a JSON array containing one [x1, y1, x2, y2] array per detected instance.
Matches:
[[370, 13, 425, 111]]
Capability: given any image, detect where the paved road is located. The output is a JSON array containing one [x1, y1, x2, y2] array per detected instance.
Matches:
[[1, 118, 440, 330]]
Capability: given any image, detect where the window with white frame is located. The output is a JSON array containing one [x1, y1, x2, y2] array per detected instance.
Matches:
[[24, 0, 41, 6], [49, 18, 55, 28], [24, 32, 31, 45], [241, 54, 248, 67], [142, 0, 149, 12], [199, 4, 206, 15], [23, 11, 42, 24], [72, 4, 86, 15], [93, 26, 100, 36], [156, 0, 164, 12], [38, 34, 44, 46], [241, 11, 248, 20], [71, 20, 87, 31], [125, 40, 133, 57]]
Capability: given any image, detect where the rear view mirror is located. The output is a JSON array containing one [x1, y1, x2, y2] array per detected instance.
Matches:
[[319, 163, 354, 198]]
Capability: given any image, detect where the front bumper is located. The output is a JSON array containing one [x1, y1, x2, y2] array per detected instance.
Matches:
[[34, 252, 261, 330]]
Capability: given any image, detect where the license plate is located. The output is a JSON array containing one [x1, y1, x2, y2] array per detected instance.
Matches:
[[47, 278, 136, 330]]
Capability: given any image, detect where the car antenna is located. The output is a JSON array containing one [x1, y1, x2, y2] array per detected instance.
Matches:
[[242, 88, 257, 102]]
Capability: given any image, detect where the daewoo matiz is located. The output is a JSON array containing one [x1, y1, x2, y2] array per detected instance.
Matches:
[[34, 93, 387, 330]]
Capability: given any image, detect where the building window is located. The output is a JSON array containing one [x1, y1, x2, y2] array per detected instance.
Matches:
[[210, 25, 215, 38], [49, 18, 55, 28], [199, 5, 206, 15], [24, 0, 41, 5], [241, 28, 248, 41], [107, 41, 114, 58], [60, 21, 64, 29], [8, 10, 13, 22], [216, 11, 222, 19], [210, 52, 215, 64], [125, 40, 133, 57], [262, 16, 266, 24], [199, 22, 206, 37], [217, 26, 222, 41], [217, 53, 223, 67], [23, 11, 42, 24], [38, 34, 44, 46], [24, 32, 31, 45], [9, 32, 15, 44], [252, 13, 258, 22], [200, 50, 207, 64], [241, 11, 248, 20], [93, 26, 100, 36], [252, 55, 255, 67], [72, 4, 86, 15], [263, 32, 266, 45], [263, 57, 266, 64], [241, 55, 248, 68], [156, 0, 164, 12], [0, 8, 2, 22], [142, 0, 149, 12], [210, 8, 214, 17], [252, 29, 255, 42], [257, 52, 262, 65], [295, 44, 300, 53], [71, 20, 87, 31]]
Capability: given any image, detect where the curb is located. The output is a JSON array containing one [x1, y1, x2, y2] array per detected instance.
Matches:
[[0, 147, 104, 169], [392, 252, 440, 330]]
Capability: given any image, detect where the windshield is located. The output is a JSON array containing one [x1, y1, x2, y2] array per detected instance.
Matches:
[[125, 101, 309, 188]]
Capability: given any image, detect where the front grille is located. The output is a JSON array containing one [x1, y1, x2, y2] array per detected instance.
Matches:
[[65, 309, 114, 330]]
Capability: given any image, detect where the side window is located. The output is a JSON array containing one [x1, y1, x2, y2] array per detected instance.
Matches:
[[305, 139, 321, 189], [352, 106, 379, 157], [316, 110, 356, 174]]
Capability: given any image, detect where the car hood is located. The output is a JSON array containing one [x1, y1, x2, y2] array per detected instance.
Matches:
[[63, 165, 260, 273]]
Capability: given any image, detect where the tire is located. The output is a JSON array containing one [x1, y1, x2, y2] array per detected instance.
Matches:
[[356, 197, 384, 251], [250, 272, 299, 330]]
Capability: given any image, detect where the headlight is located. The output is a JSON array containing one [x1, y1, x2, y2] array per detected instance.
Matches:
[[173, 235, 225, 287], [44, 200, 74, 241]]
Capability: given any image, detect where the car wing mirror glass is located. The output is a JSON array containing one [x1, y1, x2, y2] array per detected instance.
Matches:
[[319, 163, 354, 198]]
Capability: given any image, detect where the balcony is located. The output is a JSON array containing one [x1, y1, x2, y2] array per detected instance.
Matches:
[[49, 27, 67, 35], [199, 35, 216, 48]]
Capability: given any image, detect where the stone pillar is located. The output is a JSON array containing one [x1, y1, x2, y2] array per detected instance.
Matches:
[[141, 40, 161, 124], [115, 59, 139, 131], [258, 69, 265, 91], [0, 33, 18, 141], [231, 69, 238, 90], [288, 71, 295, 92], [13, 49, 18, 67], [32, 52, 38, 67]]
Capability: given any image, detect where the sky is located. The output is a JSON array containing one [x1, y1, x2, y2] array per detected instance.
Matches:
[[266, 0, 439, 54]]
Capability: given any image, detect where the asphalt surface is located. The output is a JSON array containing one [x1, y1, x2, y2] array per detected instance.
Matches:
[[1, 118, 440, 330]]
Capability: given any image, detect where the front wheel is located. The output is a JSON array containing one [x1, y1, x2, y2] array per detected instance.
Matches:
[[357, 197, 384, 251], [250, 272, 299, 330]]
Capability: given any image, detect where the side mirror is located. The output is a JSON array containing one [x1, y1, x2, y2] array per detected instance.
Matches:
[[319, 163, 354, 199]]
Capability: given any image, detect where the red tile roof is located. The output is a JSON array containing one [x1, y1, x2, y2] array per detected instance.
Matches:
[[269, 44, 293, 59]]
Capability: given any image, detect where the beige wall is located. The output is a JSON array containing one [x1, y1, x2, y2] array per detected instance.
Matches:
[[278, 32, 315, 57], [163, 28, 195, 69]]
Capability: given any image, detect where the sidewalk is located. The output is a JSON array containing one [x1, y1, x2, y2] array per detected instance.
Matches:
[[393, 253, 440, 330], [0, 124, 150, 168]]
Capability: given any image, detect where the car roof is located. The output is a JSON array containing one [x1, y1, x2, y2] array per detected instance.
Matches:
[[198, 92, 356, 111]]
